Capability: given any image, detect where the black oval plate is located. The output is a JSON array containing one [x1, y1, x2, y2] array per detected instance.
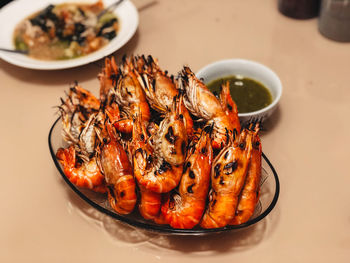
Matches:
[[48, 117, 279, 235]]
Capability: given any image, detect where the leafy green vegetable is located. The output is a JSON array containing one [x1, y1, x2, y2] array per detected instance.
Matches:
[[98, 11, 118, 25], [14, 37, 28, 51]]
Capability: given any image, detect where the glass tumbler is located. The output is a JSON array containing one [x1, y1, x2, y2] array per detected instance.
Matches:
[[278, 0, 321, 19], [318, 0, 350, 42]]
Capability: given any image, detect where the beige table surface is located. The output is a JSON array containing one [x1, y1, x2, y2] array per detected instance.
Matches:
[[1, 0, 350, 262]]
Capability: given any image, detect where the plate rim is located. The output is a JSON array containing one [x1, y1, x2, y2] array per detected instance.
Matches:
[[48, 117, 280, 235], [0, 0, 139, 70]]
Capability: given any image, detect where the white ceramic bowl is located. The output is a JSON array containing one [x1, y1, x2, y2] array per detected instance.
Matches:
[[196, 59, 282, 124]]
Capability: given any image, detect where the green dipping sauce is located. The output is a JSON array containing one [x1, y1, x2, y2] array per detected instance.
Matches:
[[207, 75, 273, 113]]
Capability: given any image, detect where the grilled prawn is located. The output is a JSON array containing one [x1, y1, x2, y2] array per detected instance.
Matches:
[[58, 84, 100, 147], [113, 56, 151, 133], [98, 56, 120, 103], [219, 81, 241, 134], [129, 114, 161, 219], [200, 128, 253, 228], [56, 145, 106, 193], [231, 124, 261, 225], [56, 85, 106, 192], [181, 66, 234, 149], [131, 112, 183, 194], [98, 56, 151, 133], [136, 55, 178, 112], [98, 121, 137, 214], [161, 128, 213, 229], [151, 95, 188, 166], [136, 55, 194, 135]]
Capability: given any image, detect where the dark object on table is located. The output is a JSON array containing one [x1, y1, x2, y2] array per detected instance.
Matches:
[[0, 0, 13, 8], [278, 0, 321, 19], [318, 0, 350, 42]]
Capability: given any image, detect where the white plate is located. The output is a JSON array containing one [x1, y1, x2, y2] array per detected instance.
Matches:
[[0, 0, 138, 70]]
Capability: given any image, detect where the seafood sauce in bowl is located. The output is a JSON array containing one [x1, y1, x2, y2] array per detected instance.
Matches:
[[48, 117, 280, 235], [196, 59, 282, 124]]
